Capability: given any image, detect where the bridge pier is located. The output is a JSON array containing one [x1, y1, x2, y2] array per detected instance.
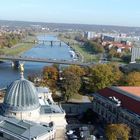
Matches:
[[51, 41, 53, 46], [60, 42, 62, 47], [11, 61, 19, 69], [0, 61, 4, 63]]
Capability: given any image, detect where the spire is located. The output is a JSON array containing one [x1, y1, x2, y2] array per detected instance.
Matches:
[[19, 63, 24, 79]]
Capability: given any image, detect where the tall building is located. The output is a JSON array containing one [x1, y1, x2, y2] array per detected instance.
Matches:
[[84, 31, 94, 40], [102, 35, 115, 42], [92, 86, 140, 140], [131, 47, 140, 63]]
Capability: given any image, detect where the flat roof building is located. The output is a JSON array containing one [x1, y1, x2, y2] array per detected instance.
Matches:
[[0, 115, 55, 140], [98, 86, 140, 115], [92, 86, 140, 140]]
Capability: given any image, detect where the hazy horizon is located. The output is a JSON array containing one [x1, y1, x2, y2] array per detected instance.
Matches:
[[0, 0, 140, 27], [1, 19, 140, 29]]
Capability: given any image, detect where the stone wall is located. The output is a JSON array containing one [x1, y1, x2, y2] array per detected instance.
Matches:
[[62, 103, 93, 115]]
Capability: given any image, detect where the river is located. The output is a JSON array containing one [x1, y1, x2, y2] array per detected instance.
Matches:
[[0, 35, 74, 88]]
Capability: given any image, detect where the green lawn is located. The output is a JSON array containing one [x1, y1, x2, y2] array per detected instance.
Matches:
[[72, 44, 98, 63], [71, 93, 83, 100], [0, 43, 34, 56], [0, 35, 36, 56], [59, 36, 98, 62]]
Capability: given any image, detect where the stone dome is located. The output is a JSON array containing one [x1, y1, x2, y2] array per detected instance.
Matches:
[[3, 79, 40, 112]]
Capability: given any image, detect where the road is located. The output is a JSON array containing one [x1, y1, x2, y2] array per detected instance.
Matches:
[[0, 55, 93, 67]]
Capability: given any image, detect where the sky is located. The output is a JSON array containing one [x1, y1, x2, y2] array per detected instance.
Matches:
[[0, 0, 140, 27]]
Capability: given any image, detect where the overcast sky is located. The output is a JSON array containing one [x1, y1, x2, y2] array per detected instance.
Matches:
[[0, 0, 140, 27]]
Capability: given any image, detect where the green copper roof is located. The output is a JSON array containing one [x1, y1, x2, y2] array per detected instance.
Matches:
[[3, 79, 40, 112]]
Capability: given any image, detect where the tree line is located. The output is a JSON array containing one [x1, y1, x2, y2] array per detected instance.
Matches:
[[28, 63, 140, 101], [0, 33, 24, 49], [28, 64, 134, 139]]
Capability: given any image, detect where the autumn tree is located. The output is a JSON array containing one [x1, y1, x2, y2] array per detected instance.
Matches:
[[87, 64, 122, 92], [108, 47, 117, 59], [61, 70, 81, 101], [122, 71, 140, 86], [108, 63, 123, 84], [60, 65, 85, 100], [106, 124, 130, 140], [84, 40, 104, 54], [0, 50, 5, 55], [28, 74, 40, 84], [63, 65, 85, 77], [41, 66, 59, 91]]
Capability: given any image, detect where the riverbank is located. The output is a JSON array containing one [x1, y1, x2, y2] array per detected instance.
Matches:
[[0, 35, 36, 56], [0, 34, 76, 88], [59, 36, 98, 63], [0, 43, 35, 56]]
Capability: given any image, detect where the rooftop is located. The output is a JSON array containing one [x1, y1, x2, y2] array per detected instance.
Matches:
[[98, 86, 140, 115], [117, 86, 140, 98], [40, 104, 64, 114], [3, 79, 40, 112], [36, 86, 51, 94], [110, 86, 140, 102], [0, 115, 54, 140]]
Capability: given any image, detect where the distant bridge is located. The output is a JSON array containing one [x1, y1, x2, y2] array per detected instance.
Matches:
[[23, 40, 76, 47], [31, 40, 73, 47], [0, 55, 94, 67]]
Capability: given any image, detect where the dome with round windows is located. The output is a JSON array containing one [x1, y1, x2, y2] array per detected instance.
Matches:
[[3, 78, 40, 112]]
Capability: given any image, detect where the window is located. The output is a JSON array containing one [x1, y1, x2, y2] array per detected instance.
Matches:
[[0, 132, 3, 137], [10, 137, 15, 140], [12, 112, 16, 116]]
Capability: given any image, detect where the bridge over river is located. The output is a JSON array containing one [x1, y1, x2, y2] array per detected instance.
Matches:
[[37, 40, 71, 46], [0, 55, 94, 67], [24, 40, 74, 47]]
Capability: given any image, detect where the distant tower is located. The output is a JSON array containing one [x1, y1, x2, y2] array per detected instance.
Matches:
[[131, 47, 140, 63]]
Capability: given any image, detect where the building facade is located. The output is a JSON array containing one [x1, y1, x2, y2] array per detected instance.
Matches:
[[84, 31, 95, 40], [92, 86, 140, 140], [0, 115, 55, 140], [131, 47, 140, 63], [0, 65, 67, 139]]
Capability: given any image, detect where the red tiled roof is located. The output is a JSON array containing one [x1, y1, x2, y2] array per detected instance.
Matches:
[[112, 42, 131, 48]]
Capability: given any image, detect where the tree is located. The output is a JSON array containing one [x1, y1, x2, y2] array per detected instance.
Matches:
[[64, 65, 85, 77], [0, 33, 23, 48], [84, 40, 104, 54], [106, 124, 130, 140], [88, 64, 122, 92], [28, 73, 42, 85], [121, 55, 131, 63], [61, 71, 81, 101], [64, 65, 86, 93], [122, 71, 140, 86], [108, 63, 123, 84], [0, 50, 5, 55], [41, 66, 59, 91], [108, 48, 117, 59]]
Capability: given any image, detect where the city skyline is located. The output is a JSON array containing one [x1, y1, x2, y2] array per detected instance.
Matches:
[[0, 0, 140, 27]]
